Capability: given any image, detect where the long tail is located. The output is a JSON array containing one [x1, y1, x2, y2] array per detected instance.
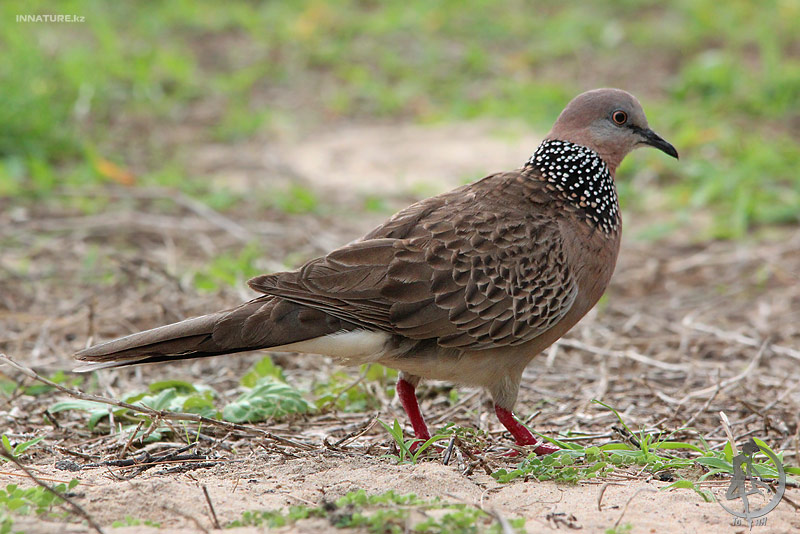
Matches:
[[74, 296, 344, 372]]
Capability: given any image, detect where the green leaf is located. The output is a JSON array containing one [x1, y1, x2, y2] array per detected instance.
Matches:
[[223, 377, 310, 423], [592, 400, 635, 437], [141, 388, 178, 410], [651, 441, 705, 453], [6, 498, 26, 511], [751, 438, 781, 462], [662, 478, 713, 502], [182, 393, 216, 416], [410, 432, 450, 463], [240, 356, 286, 388], [696, 457, 733, 472], [599, 443, 636, 451], [148, 380, 198, 393], [663, 479, 695, 490], [122, 391, 148, 404], [12, 436, 43, 456], [49, 399, 114, 431], [723, 441, 734, 463]]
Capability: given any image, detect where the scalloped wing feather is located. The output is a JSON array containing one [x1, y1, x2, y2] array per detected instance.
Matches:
[[248, 171, 579, 350]]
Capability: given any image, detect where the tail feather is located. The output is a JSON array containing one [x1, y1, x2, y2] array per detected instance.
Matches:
[[75, 315, 220, 361], [74, 296, 347, 372]]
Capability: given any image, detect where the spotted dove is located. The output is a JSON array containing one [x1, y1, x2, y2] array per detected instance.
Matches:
[[75, 88, 678, 454]]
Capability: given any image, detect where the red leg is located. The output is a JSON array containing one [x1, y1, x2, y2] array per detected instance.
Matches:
[[396, 377, 431, 449], [495, 404, 559, 456]]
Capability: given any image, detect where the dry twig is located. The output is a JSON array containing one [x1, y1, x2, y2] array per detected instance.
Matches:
[[201, 485, 221, 529], [557, 338, 686, 372]]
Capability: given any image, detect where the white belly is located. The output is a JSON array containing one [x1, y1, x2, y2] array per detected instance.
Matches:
[[271, 329, 534, 406]]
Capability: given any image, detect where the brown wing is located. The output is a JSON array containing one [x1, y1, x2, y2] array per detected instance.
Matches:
[[248, 171, 578, 350]]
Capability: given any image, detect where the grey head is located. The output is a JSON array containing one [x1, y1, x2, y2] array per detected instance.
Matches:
[[546, 88, 678, 173]]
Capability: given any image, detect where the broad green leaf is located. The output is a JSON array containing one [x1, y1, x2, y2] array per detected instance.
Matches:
[[241, 356, 286, 387], [223, 377, 310, 423]]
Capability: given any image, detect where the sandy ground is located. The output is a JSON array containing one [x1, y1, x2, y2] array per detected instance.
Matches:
[[10, 453, 800, 534], [2, 121, 799, 533]]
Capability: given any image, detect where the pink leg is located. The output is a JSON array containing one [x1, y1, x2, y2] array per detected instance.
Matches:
[[396, 377, 431, 447], [495, 405, 559, 456]]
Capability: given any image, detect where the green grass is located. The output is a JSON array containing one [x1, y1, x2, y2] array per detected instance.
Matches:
[[192, 242, 265, 293], [0, 480, 80, 533], [605, 524, 634, 534], [0, 435, 44, 463], [379, 419, 453, 464], [492, 400, 799, 499], [111, 516, 161, 529], [314, 364, 398, 413], [2, 1, 799, 238], [0, 371, 81, 398], [228, 489, 526, 533]]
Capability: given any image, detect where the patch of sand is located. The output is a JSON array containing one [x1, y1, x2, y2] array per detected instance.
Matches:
[[13, 453, 800, 533]]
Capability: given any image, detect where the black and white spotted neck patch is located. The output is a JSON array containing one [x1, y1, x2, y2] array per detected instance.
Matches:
[[526, 139, 620, 234]]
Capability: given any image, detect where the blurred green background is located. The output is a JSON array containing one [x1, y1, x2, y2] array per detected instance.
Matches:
[[1, 0, 799, 239]]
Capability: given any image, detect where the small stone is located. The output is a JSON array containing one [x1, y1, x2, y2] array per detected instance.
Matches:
[[55, 459, 82, 472]]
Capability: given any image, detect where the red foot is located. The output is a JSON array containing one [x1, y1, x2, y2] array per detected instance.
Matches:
[[396, 377, 431, 452], [494, 405, 559, 456]]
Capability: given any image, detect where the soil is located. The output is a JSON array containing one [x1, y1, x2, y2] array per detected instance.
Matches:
[[1, 121, 799, 533]]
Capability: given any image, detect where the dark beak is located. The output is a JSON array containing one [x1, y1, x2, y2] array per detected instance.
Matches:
[[639, 128, 679, 159]]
